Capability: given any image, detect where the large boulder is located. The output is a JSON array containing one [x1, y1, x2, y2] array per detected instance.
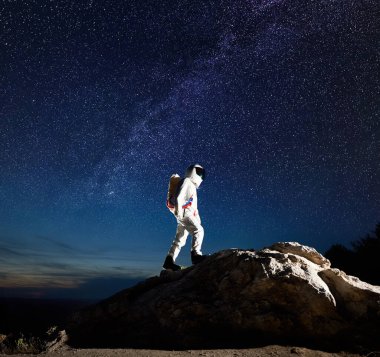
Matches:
[[67, 243, 380, 350]]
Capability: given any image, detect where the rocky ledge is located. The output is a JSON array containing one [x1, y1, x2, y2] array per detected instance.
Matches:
[[67, 242, 380, 351]]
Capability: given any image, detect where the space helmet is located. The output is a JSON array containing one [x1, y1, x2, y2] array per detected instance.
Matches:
[[185, 164, 206, 188]]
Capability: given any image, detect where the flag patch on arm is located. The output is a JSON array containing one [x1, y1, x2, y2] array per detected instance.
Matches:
[[182, 196, 193, 209]]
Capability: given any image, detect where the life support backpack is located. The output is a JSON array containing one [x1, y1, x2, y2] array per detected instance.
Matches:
[[166, 174, 184, 213]]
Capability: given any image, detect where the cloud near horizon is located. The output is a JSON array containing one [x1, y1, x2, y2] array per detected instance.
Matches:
[[0, 233, 157, 298]]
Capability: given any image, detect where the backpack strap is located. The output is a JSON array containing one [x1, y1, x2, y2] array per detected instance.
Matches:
[[174, 178, 185, 203]]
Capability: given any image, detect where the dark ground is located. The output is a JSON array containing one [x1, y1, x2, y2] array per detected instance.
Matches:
[[0, 298, 95, 335], [0, 298, 378, 356]]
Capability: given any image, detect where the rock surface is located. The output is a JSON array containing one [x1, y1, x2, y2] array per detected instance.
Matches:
[[67, 242, 380, 350]]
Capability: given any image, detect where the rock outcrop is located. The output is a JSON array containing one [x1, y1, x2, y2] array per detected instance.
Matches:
[[67, 243, 380, 350]]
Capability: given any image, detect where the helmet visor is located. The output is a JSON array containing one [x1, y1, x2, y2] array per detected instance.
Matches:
[[195, 167, 205, 180]]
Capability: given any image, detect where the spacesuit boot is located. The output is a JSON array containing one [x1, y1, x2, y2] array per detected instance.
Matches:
[[163, 255, 182, 271], [191, 250, 207, 265]]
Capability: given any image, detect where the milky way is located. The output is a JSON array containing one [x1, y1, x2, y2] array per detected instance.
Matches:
[[0, 0, 379, 298]]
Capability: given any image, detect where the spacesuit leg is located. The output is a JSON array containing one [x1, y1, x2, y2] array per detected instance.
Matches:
[[183, 214, 204, 255], [168, 221, 189, 261]]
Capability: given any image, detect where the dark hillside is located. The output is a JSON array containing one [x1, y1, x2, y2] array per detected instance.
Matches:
[[0, 298, 95, 335]]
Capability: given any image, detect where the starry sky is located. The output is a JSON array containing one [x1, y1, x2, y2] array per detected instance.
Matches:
[[1, 0, 379, 299]]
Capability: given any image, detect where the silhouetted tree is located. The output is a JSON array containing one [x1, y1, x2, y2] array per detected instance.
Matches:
[[325, 222, 380, 285], [350, 223, 380, 284], [324, 244, 355, 275]]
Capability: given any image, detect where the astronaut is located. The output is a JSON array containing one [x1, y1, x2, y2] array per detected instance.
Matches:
[[163, 164, 207, 271]]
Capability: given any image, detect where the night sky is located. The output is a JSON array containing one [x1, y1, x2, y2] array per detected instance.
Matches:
[[1, 0, 379, 299]]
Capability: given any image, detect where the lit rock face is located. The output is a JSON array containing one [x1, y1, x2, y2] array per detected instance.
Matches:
[[67, 242, 380, 349]]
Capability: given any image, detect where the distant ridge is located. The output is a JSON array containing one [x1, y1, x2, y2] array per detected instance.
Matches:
[[0, 298, 94, 335]]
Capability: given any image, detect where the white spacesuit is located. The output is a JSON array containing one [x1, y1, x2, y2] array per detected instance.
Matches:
[[163, 164, 206, 270]]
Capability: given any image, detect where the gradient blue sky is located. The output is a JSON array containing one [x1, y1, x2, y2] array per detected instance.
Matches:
[[1, 0, 379, 299]]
